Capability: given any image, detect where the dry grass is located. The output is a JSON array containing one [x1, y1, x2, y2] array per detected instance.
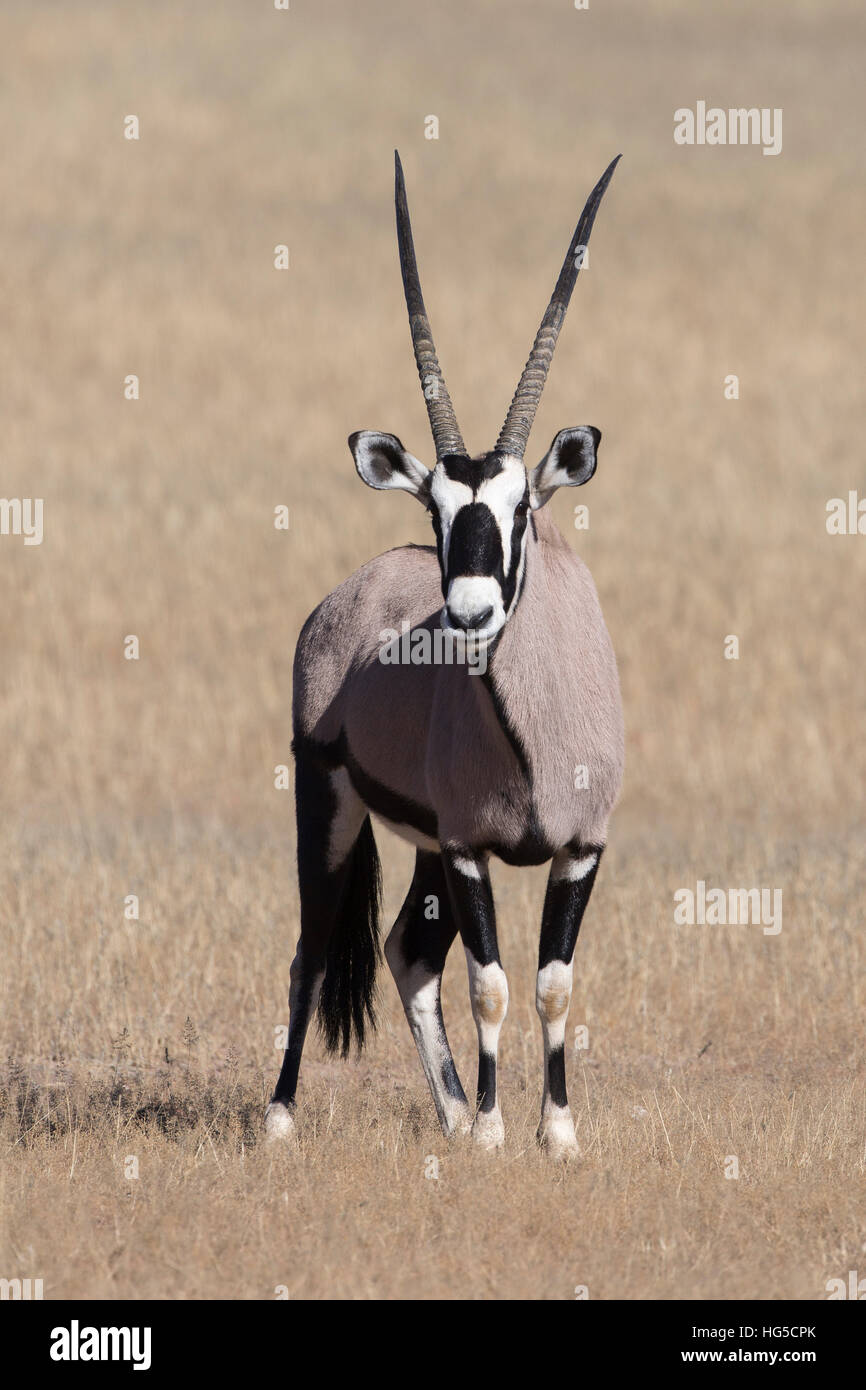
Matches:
[[0, 0, 864, 1300]]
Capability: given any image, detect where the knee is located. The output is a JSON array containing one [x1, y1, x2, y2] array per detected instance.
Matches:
[[385, 927, 438, 1018], [470, 962, 509, 1028], [535, 960, 572, 1025]]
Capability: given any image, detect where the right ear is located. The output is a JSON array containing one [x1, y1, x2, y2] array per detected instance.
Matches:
[[348, 431, 430, 500], [529, 426, 601, 510]]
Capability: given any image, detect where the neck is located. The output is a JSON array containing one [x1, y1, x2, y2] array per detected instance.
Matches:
[[491, 506, 562, 669]]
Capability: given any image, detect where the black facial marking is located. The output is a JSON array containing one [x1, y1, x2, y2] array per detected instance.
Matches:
[[426, 452, 532, 619], [447, 502, 501, 580], [441, 453, 503, 487], [500, 487, 530, 611]]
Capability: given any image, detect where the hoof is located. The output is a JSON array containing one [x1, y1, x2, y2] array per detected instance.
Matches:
[[264, 1101, 296, 1143], [472, 1109, 505, 1150], [538, 1107, 579, 1161], [443, 1101, 474, 1139]]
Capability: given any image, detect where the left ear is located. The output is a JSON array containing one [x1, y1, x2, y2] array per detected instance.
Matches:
[[529, 427, 601, 510], [348, 430, 430, 500]]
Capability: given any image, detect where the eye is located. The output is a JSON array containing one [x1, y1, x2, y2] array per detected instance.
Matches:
[[515, 499, 529, 518]]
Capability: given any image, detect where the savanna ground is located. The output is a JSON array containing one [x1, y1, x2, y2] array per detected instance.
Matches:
[[0, 0, 864, 1301]]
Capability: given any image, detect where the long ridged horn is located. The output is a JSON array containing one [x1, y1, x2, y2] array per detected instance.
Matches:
[[496, 155, 621, 460], [394, 150, 466, 460]]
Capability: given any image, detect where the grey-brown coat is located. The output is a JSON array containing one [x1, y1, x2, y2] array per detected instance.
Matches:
[[266, 151, 624, 1156]]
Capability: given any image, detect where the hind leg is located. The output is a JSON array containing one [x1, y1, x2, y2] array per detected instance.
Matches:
[[265, 759, 366, 1141], [384, 851, 472, 1137]]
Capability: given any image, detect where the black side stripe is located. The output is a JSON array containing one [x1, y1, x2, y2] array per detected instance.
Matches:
[[292, 730, 439, 841]]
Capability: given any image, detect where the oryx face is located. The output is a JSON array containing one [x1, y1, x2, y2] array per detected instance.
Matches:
[[429, 452, 529, 641], [349, 428, 601, 644], [348, 149, 617, 643]]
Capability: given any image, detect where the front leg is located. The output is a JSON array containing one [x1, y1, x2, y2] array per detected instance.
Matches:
[[442, 846, 508, 1149], [536, 844, 603, 1159]]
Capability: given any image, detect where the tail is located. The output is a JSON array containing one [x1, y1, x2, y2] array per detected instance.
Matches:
[[317, 816, 382, 1057]]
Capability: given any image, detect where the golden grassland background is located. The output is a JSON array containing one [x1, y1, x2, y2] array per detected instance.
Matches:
[[0, 0, 864, 1299]]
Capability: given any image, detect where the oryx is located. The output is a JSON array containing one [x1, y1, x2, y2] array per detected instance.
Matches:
[[266, 152, 624, 1157]]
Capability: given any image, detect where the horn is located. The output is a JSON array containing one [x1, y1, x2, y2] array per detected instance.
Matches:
[[496, 155, 621, 460], [394, 150, 466, 460]]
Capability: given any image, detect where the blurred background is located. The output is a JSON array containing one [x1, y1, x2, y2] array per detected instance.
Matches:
[[0, 0, 863, 1300]]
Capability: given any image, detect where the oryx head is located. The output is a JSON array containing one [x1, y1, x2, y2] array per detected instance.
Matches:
[[350, 151, 619, 647]]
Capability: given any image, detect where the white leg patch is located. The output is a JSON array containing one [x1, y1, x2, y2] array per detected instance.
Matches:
[[551, 850, 598, 884], [535, 958, 573, 1046], [464, 952, 508, 1149], [451, 854, 482, 880], [536, 958, 578, 1159], [264, 1102, 296, 1143], [472, 1108, 506, 1150], [538, 1102, 579, 1160], [465, 954, 509, 1049]]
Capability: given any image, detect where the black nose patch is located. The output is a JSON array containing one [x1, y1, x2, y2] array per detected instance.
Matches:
[[447, 503, 501, 579]]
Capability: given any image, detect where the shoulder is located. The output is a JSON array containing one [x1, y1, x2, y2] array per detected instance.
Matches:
[[298, 544, 439, 647], [293, 543, 441, 740]]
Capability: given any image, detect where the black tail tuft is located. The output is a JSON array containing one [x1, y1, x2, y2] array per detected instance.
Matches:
[[317, 816, 382, 1057]]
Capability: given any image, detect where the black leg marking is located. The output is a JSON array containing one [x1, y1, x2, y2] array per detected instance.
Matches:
[[546, 1045, 567, 1110], [442, 849, 508, 1146], [535, 844, 604, 1157], [538, 846, 604, 970], [477, 1053, 497, 1114]]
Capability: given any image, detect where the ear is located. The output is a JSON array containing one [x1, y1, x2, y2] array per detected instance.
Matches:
[[529, 427, 601, 510], [348, 431, 430, 500]]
